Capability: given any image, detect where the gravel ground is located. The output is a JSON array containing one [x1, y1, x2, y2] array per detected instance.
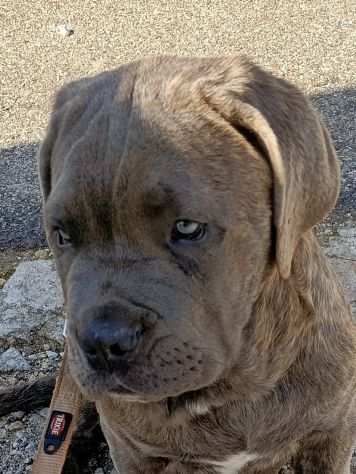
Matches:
[[0, 257, 115, 473], [0, 1, 355, 473], [0, 347, 65, 472]]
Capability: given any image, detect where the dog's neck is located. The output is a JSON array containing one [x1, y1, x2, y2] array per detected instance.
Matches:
[[169, 231, 354, 417]]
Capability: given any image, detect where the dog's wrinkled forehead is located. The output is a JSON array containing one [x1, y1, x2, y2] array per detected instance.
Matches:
[[47, 74, 248, 241]]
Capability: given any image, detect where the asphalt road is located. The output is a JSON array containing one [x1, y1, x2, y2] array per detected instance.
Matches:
[[0, 0, 355, 249]]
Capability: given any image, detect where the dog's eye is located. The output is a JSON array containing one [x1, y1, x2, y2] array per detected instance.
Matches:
[[171, 220, 206, 242], [55, 228, 72, 248]]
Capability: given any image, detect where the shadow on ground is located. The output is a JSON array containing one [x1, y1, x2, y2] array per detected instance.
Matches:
[[0, 142, 46, 250], [0, 87, 355, 251], [311, 88, 356, 223]]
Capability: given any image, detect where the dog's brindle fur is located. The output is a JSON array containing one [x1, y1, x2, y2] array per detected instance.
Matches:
[[12, 56, 356, 472]]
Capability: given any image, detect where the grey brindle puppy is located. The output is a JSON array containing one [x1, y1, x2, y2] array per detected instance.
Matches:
[[37, 56, 356, 473]]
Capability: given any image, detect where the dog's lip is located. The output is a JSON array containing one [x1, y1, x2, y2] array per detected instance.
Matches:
[[107, 384, 161, 401], [108, 382, 137, 395], [106, 379, 168, 402], [107, 387, 165, 404]]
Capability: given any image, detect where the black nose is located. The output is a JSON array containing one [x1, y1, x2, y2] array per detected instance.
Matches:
[[78, 305, 146, 369]]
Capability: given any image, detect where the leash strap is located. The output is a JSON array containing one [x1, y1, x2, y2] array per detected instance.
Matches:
[[32, 325, 82, 474]]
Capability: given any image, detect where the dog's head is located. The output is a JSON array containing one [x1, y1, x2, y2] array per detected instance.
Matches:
[[39, 57, 339, 402]]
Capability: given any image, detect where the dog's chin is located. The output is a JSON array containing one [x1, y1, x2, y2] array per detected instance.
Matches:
[[71, 374, 140, 402], [71, 365, 216, 406], [73, 373, 196, 404]]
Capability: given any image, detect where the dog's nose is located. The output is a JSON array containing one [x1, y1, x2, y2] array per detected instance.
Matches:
[[78, 307, 145, 369]]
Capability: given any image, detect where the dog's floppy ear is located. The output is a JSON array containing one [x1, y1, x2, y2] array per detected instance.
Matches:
[[38, 66, 134, 203], [38, 74, 103, 202], [202, 59, 340, 279]]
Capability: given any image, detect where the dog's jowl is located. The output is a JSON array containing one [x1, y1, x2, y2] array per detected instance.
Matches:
[[38, 56, 356, 473]]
